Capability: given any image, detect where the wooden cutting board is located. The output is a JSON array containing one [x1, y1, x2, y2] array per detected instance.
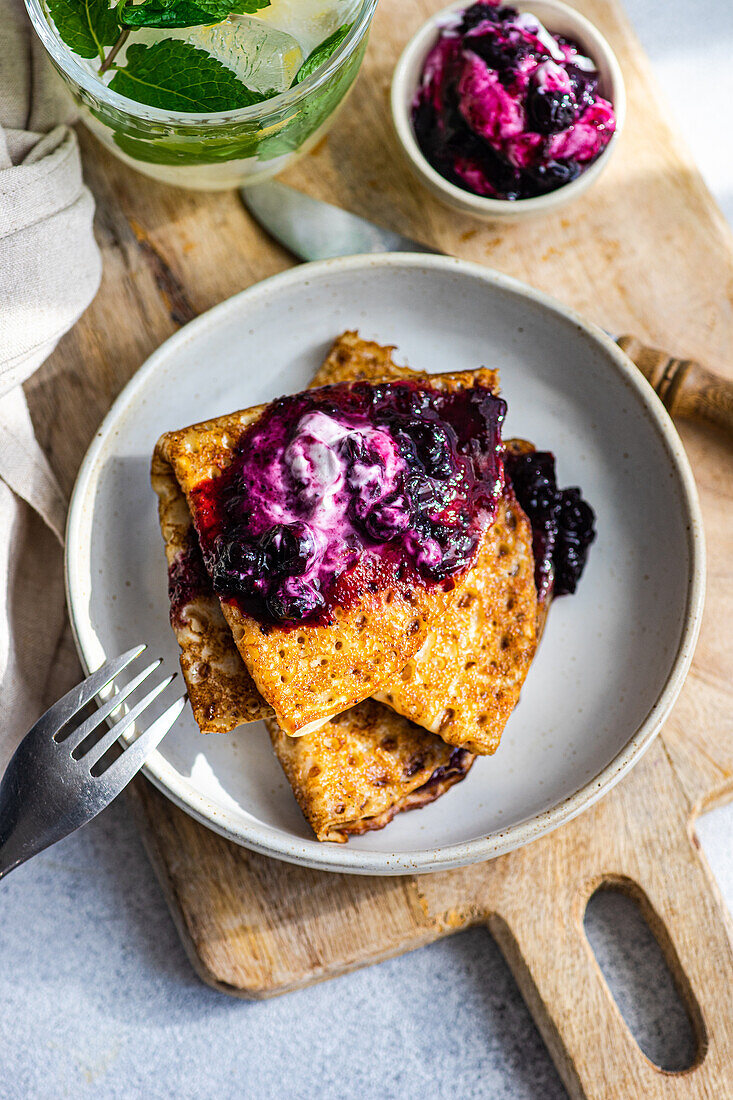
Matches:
[[25, 0, 733, 1095]]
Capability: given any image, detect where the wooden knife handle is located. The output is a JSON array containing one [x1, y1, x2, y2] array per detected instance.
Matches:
[[617, 335, 733, 439]]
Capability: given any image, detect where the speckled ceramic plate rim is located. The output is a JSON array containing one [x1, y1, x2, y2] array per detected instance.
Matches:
[[65, 253, 705, 875]]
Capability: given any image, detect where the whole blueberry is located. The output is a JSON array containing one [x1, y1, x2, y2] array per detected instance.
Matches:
[[342, 435, 385, 482], [427, 525, 476, 578], [405, 472, 445, 514], [339, 435, 361, 466], [527, 87, 577, 134], [260, 522, 315, 577], [402, 421, 455, 480], [567, 64, 598, 107], [458, 3, 503, 32], [554, 488, 596, 594], [468, 30, 526, 71], [210, 537, 264, 597], [527, 159, 581, 192], [362, 491, 413, 542], [266, 578, 323, 623]]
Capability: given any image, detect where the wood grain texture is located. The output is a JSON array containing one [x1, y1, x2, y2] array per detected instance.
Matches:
[[23, 0, 733, 1096]]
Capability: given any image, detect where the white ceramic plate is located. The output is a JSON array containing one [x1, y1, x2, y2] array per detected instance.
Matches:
[[66, 254, 704, 875]]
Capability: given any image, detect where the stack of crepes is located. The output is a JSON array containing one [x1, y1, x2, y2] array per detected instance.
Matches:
[[152, 333, 543, 842]]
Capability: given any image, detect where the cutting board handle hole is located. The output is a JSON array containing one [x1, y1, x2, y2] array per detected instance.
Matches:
[[584, 879, 705, 1071]]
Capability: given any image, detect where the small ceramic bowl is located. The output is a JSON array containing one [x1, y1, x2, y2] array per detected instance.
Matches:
[[390, 0, 626, 221]]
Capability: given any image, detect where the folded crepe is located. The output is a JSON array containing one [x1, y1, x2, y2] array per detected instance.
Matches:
[[265, 341, 543, 841], [267, 699, 474, 843], [152, 335, 501, 735]]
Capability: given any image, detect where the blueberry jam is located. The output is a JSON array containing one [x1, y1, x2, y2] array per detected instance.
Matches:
[[505, 449, 595, 600], [412, 1, 616, 200], [420, 747, 474, 790], [168, 527, 211, 628], [189, 380, 506, 628]]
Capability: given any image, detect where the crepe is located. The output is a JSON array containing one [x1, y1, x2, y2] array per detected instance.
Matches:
[[270, 491, 544, 839], [266, 700, 474, 843], [268, 482, 542, 838], [152, 335, 500, 735]]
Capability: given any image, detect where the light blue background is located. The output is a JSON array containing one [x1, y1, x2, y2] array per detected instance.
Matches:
[[3, 3, 732, 1096]]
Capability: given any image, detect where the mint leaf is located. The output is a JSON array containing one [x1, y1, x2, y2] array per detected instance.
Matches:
[[47, 0, 120, 60], [204, 0, 270, 11], [293, 22, 351, 85], [117, 0, 269, 27], [118, 0, 228, 28], [109, 40, 271, 111]]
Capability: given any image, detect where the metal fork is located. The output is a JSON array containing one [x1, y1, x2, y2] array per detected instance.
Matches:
[[0, 645, 185, 880]]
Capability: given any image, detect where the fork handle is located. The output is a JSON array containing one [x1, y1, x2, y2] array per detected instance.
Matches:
[[0, 841, 24, 881], [0, 770, 38, 881], [617, 335, 733, 440], [0, 812, 27, 881]]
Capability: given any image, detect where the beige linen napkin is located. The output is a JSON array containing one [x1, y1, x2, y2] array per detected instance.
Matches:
[[0, 0, 101, 768]]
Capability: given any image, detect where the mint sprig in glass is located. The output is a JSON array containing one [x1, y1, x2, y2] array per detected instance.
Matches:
[[27, 0, 376, 187]]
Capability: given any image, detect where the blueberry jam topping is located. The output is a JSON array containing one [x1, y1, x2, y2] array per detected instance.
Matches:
[[504, 449, 595, 600], [190, 381, 506, 627], [412, 0, 616, 201], [167, 528, 211, 628], [420, 747, 474, 790]]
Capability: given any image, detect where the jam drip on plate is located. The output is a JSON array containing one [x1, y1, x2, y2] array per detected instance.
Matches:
[[190, 380, 506, 628], [505, 449, 596, 601], [412, 0, 616, 200]]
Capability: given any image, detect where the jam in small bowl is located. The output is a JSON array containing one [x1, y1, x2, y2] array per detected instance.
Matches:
[[391, 0, 625, 220]]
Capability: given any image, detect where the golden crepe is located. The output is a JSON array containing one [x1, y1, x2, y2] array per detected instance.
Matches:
[[267, 700, 474, 843], [152, 336, 501, 735]]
